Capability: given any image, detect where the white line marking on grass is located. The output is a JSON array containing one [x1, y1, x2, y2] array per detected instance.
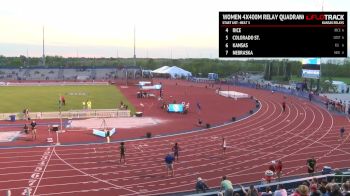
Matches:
[[53, 148, 138, 194]]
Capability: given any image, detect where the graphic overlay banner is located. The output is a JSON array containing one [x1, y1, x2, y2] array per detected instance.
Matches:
[[301, 58, 321, 79], [219, 12, 347, 57]]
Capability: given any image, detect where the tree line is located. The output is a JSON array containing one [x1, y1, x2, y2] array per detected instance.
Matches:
[[0, 55, 349, 81]]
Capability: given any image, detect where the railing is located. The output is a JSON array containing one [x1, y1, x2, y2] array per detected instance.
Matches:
[[167, 172, 350, 196], [0, 109, 130, 120], [215, 79, 348, 115], [0, 81, 109, 86]]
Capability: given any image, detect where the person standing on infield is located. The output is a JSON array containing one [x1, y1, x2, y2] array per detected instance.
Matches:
[[307, 156, 317, 176], [165, 153, 175, 177], [222, 137, 227, 156], [172, 142, 180, 161], [105, 129, 110, 143], [340, 127, 345, 140], [30, 120, 37, 140], [120, 142, 126, 164]]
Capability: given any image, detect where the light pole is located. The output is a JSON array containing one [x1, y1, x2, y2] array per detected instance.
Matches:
[[57, 100, 62, 145]]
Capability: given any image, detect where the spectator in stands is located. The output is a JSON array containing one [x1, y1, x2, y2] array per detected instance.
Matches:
[[220, 176, 234, 196], [331, 183, 342, 196], [195, 177, 209, 193], [165, 153, 175, 177], [309, 177, 318, 186], [240, 184, 248, 196], [318, 179, 328, 195], [310, 184, 321, 196], [342, 181, 350, 196], [307, 156, 317, 176], [247, 184, 259, 196], [324, 183, 332, 196], [276, 160, 283, 181], [260, 186, 272, 196], [172, 142, 180, 161], [291, 185, 309, 196], [274, 184, 287, 196]]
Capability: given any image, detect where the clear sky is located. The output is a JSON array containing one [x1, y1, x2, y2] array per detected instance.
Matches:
[[0, 0, 348, 58]]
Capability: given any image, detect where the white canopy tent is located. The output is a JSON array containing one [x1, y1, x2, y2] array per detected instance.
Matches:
[[152, 66, 192, 78], [332, 81, 348, 93], [152, 66, 170, 73]]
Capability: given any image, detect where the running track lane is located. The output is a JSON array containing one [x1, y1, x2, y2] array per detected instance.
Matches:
[[0, 88, 349, 195]]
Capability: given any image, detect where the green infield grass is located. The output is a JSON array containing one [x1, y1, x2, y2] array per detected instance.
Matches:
[[0, 85, 134, 113]]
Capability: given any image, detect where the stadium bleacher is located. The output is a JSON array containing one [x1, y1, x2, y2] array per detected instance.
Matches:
[[161, 171, 350, 196], [0, 67, 141, 81]]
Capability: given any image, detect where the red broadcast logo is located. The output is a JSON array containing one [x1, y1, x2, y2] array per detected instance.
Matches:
[[305, 14, 325, 21]]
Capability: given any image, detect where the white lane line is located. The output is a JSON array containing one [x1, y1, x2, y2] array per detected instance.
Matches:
[[0, 104, 300, 182], [3, 148, 347, 187], [34, 187, 118, 196], [31, 147, 55, 196], [3, 157, 350, 193], [119, 100, 332, 194], [53, 148, 138, 194], [0, 95, 344, 195]]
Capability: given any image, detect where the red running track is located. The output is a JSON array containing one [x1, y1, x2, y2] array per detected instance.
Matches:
[[0, 82, 350, 195]]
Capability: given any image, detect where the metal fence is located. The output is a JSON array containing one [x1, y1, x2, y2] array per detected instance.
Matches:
[[0, 109, 130, 121]]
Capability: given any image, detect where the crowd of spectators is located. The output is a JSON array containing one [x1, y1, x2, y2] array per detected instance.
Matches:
[[192, 163, 350, 196], [202, 175, 350, 196], [289, 178, 350, 196], [325, 99, 350, 115]]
